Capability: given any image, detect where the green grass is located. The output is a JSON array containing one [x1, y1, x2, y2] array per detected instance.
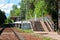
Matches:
[[43, 37, 53, 40], [16, 28, 56, 40], [17, 28, 33, 33], [43, 36, 56, 40], [22, 29, 33, 33], [32, 34, 56, 40]]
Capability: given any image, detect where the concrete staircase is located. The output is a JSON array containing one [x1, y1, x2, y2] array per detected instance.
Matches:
[[40, 21, 49, 32], [31, 21, 54, 32], [44, 21, 53, 32], [30, 15, 56, 36], [31, 21, 44, 31], [31, 16, 54, 32]]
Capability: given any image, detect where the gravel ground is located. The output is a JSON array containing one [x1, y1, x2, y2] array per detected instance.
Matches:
[[14, 28, 43, 40], [0, 28, 19, 40]]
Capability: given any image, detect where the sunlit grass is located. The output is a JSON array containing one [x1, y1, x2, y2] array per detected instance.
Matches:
[[32, 33, 56, 40], [16, 27, 56, 40], [16, 28, 33, 33], [43, 37, 56, 40], [22, 29, 33, 33]]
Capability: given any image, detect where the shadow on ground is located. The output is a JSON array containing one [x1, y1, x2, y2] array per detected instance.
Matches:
[[0, 24, 14, 35]]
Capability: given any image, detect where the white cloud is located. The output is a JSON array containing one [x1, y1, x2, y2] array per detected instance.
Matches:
[[17, 5, 20, 8], [0, 3, 13, 13], [0, 3, 20, 17], [1, 9, 10, 13]]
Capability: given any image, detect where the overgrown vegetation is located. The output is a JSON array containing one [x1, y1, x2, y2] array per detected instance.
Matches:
[[17, 28, 33, 33], [5, 18, 14, 24], [0, 10, 6, 25], [43, 37, 56, 40], [10, 0, 58, 30], [32, 34, 56, 40], [10, 5, 20, 16], [10, 0, 57, 20]]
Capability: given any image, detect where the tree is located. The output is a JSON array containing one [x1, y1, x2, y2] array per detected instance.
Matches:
[[10, 0, 57, 21], [20, 0, 35, 20], [10, 5, 21, 16], [12, 5, 17, 10], [34, 0, 48, 18], [20, 0, 57, 20], [20, 0, 48, 19], [5, 18, 14, 24], [0, 10, 6, 25]]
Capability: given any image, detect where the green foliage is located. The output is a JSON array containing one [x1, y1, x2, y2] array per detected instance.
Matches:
[[0, 10, 6, 25], [34, 0, 51, 17], [43, 37, 50, 40], [10, 5, 20, 16], [12, 5, 17, 10], [45, 0, 58, 23], [14, 9, 20, 16], [5, 18, 14, 24], [22, 29, 33, 33], [10, 0, 57, 20], [20, 0, 50, 19], [17, 28, 33, 33], [43, 37, 56, 40]]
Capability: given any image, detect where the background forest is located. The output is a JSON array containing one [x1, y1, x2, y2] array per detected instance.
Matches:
[[10, 0, 58, 24]]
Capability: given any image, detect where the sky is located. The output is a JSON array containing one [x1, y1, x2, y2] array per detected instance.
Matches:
[[0, 0, 21, 18]]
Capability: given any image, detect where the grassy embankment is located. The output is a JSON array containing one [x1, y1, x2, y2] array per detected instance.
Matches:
[[16, 28, 56, 40]]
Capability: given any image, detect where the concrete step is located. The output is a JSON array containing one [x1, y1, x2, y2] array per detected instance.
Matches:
[[40, 21, 49, 32], [34, 31, 48, 35], [45, 21, 53, 32], [34, 31, 58, 35]]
